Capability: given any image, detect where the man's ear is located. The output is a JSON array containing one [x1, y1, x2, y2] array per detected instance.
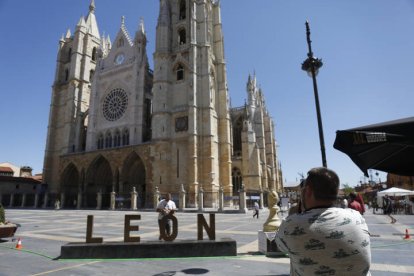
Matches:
[[305, 184, 313, 199]]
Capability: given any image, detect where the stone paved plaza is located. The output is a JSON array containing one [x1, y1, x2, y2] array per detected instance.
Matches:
[[0, 208, 413, 275]]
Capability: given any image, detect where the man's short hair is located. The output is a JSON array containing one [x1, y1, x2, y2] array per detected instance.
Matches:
[[305, 167, 339, 201]]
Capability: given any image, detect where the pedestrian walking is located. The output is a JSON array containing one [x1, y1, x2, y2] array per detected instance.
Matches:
[[383, 195, 396, 223], [253, 201, 259, 219]]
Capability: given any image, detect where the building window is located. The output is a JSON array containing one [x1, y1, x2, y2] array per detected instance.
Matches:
[[105, 132, 112, 148], [97, 133, 104, 149], [92, 47, 97, 61], [117, 38, 124, 48], [233, 117, 243, 156], [232, 167, 243, 193], [114, 130, 121, 147], [179, 0, 186, 20], [143, 98, 152, 142], [175, 116, 188, 132], [122, 128, 130, 146], [178, 29, 186, 45], [177, 149, 180, 178], [89, 70, 95, 82], [176, 64, 184, 81], [65, 69, 69, 81], [68, 48, 72, 62]]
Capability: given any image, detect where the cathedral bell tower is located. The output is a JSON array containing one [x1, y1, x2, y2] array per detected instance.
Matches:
[[151, 0, 232, 207], [43, 0, 101, 193]]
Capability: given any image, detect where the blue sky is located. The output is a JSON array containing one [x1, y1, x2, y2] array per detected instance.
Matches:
[[1, 0, 413, 187]]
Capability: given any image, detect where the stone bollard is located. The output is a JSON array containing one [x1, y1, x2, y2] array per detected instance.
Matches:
[[198, 187, 204, 212], [42, 193, 48, 208], [34, 194, 39, 208], [60, 193, 65, 209], [110, 191, 116, 210], [259, 191, 264, 209], [77, 192, 82, 209], [21, 194, 26, 208], [218, 186, 224, 212], [179, 184, 186, 211], [9, 194, 14, 207], [96, 191, 102, 210], [131, 187, 138, 210], [153, 186, 160, 208], [238, 188, 248, 214]]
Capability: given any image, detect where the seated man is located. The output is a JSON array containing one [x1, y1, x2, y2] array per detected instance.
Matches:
[[275, 167, 371, 275]]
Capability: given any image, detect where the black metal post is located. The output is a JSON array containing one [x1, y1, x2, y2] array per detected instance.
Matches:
[[302, 21, 327, 168]]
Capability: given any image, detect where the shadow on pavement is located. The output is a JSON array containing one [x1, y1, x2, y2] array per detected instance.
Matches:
[[153, 268, 210, 276]]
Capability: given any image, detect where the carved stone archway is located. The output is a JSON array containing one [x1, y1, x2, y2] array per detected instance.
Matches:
[[122, 152, 146, 208], [85, 155, 113, 208], [61, 163, 80, 208]]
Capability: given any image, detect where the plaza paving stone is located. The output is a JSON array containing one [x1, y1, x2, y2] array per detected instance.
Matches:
[[0, 208, 413, 275]]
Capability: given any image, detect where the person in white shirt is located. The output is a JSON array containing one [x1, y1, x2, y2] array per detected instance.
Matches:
[[156, 193, 177, 240], [275, 167, 371, 275]]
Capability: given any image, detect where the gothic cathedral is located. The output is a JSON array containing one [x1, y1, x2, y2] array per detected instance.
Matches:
[[43, 0, 283, 209]]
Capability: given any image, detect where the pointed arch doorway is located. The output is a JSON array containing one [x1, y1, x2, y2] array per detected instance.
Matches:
[[61, 163, 80, 208], [122, 152, 146, 208], [86, 156, 113, 208]]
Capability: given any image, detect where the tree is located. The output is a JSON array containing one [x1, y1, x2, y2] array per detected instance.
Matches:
[[341, 183, 355, 195]]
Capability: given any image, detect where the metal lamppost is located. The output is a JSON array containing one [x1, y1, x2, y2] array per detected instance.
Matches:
[[301, 21, 327, 168]]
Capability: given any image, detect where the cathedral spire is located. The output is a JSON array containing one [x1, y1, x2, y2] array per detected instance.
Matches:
[[135, 17, 147, 45], [89, 0, 96, 13], [118, 16, 133, 46], [121, 15, 125, 27], [85, 0, 100, 38], [65, 28, 71, 38], [139, 17, 145, 34], [158, 0, 171, 26]]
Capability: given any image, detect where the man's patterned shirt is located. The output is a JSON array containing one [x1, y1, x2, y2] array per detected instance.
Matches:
[[275, 207, 371, 276]]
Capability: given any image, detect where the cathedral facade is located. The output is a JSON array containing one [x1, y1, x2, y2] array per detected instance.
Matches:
[[43, 0, 282, 209]]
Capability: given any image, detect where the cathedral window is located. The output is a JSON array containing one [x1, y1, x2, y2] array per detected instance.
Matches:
[[233, 117, 243, 156], [97, 133, 104, 149], [232, 167, 243, 194], [114, 130, 121, 147], [143, 98, 152, 142], [117, 38, 124, 48], [176, 149, 180, 178], [65, 69, 69, 82], [68, 48, 72, 62], [92, 47, 97, 61], [122, 128, 130, 146], [105, 132, 113, 148], [89, 70, 95, 82], [176, 64, 184, 81], [102, 88, 128, 121], [179, 0, 186, 20], [178, 29, 186, 45]]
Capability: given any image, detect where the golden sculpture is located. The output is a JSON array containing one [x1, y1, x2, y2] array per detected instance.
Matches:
[[263, 190, 281, 232]]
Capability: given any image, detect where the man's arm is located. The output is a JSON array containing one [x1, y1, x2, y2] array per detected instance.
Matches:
[[156, 200, 165, 213]]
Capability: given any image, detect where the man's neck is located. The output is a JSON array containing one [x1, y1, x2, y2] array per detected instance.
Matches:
[[305, 200, 334, 211]]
